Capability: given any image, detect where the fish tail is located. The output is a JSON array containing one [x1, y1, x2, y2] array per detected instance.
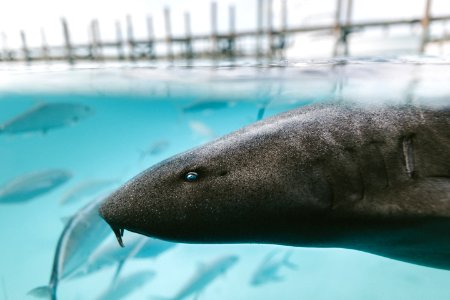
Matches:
[[282, 251, 298, 270], [27, 285, 53, 299]]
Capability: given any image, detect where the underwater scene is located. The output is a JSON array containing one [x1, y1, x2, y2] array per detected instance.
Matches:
[[1, 58, 450, 300]]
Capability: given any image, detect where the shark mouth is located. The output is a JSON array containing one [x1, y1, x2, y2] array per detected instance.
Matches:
[[110, 225, 125, 247]]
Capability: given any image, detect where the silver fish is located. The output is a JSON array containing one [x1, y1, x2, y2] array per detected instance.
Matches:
[[0, 170, 71, 203], [60, 180, 118, 205], [138, 140, 170, 161], [156, 255, 238, 300], [28, 195, 111, 300], [182, 101, 229, 113], [96, 271, 156, 300], [70, 233, 175, 281], [250, 250, 298, 286], [0, 102, 93, 134]]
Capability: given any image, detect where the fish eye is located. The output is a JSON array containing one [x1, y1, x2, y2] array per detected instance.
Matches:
[[184, 171, 199, 182]]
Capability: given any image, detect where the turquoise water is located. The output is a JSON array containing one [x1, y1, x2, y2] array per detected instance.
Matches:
[[1, 59, 450, 300]]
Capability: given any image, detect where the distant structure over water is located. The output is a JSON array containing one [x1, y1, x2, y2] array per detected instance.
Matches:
[[1, 0, 449, 64]]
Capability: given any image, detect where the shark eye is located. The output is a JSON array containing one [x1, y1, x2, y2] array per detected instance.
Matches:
[[185, 171, 199, 182]]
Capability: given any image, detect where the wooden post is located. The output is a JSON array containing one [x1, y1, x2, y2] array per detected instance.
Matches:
[[1, 32, 10, 61], [41, 28, 49, 61], [333, 0, 343, 56], [20, 31, 31, 62], [61, 18, 74, 64], [420, 0, 432, 53], [115, 21, 125, 60], [164, 7, 173, 61], [185, 12, 193, 59], [126, 15, 135, 60], [211, 1, 218, 58], [93, 19, 103, 60], [278, 0, 287, 57], [257, 0, 263, 59], [344, 0, 353, 55], [228, 5, 236, 57], [267, 0, 273, 57], [90, 20, 98, 60], [146, 16, 155, 59]]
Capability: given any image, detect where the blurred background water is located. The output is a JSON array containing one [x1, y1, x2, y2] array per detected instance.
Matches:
[[1, 59, 450, 300]]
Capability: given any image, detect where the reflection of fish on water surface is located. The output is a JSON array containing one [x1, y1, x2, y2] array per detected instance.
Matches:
[[28, 195, 111, 300], [154, 255, 238, 300], [71, 233, 176, 281], [60, 179, 119, 206], [0, 169, 72, 204], [96, 271, 156, 300], [250, 250, 298, 286], [0, 102, 93, 135]]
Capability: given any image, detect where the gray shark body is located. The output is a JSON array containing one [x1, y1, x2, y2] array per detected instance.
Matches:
[[100, 104, 450, 270]]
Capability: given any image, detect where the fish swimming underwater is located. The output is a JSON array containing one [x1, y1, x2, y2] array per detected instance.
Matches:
[[250, 250, 298, 286], [0, 170, 71, 204], [100, 104, 450, 270], [96, 270, 156, 300], [0, 102, 93, 135], [154, 255, 238, 300], [70, 234, 175, 281], [29, 195, 111, 300], [60, 179, 118, 206]]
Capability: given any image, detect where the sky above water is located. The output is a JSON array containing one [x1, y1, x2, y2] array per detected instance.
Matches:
[[1, 0, 450, 49]]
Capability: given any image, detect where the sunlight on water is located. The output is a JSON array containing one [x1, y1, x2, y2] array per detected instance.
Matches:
[[0, 58, 449, 300]]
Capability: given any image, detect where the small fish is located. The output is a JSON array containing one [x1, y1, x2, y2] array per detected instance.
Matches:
[[154, 255, 238, 300], [70, 233, 175, 281], [182, 101, 229, 113], [60, 180, 118, 205], [28, 195, 112, 300], [250, 250, 298, 286], [96, 271, 156, 300], [138, 140, 170, 161], [0, 102, 93, 135], [0, 170, 72, 204], [188, 121, 214, 139]]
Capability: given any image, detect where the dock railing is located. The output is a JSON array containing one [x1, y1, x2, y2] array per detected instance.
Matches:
[[1, 0, 449, 64]]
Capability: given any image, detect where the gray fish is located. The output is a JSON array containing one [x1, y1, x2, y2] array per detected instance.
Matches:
[[182, 101, 229, 113], [28, 195, 111, 300], [154, 255, 238, 300], [60, 180, 118, 205], [139, 140, 170, 161], [250, 250, 298, 286], [0, 170, 71, 204], [70, 234, 175, 280], [96, 271, 156, 300], [0, 102, 93, 134], [100, 104, 450, 271]]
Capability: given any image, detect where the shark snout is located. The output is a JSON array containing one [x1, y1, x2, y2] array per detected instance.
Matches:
[[98, 191, 130, 247]]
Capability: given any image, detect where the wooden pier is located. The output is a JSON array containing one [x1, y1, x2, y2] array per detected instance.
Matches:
[[0, 0, 448, 64]]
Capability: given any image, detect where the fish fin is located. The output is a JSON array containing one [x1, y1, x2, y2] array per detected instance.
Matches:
[[256, 107, 266, 121], [282, 251, 299, 270], [111, 258, 126, 286], [27, 286, 52, 299], [352, 177, 450, 270]]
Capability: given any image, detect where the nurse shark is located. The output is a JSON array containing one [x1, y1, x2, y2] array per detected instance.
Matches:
[[100, 104, 450, 270]]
